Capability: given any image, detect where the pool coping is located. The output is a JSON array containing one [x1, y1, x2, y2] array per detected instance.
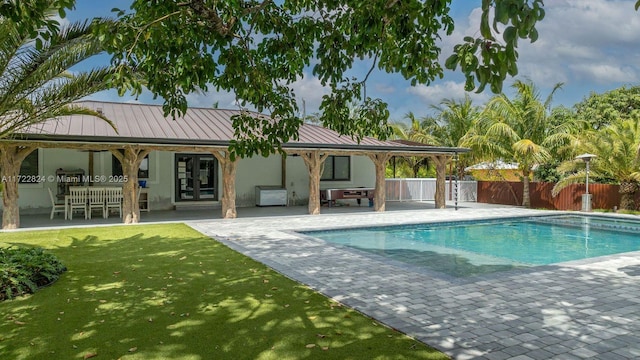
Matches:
[[293, 212, 640, 283], [189, 207, 640, 360]]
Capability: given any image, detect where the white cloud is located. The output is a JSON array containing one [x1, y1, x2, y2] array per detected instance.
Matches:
[[287, 73, 330, 116], [182, 73, 330, 115], [516, 0, 640, 87], [374, 83, 396, 94], [434, 0, 640, 106], [407, 81, 491, 107], [569, 63, 638, 83], [186, 89, 239, 110]]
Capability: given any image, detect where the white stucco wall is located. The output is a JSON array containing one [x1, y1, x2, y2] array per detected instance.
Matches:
[[285, 154, 376, 205], [5, 148, 377, 214], [4, 148, 91, 214], [2, 148, 164, 214]]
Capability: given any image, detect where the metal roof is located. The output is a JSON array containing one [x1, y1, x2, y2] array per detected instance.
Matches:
[[17, 101, 468, 154]]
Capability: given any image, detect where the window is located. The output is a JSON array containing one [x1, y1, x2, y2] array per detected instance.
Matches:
[[19, 150, 39, 183], [321, 155, 350, 181], [112, 153, 149, 179]]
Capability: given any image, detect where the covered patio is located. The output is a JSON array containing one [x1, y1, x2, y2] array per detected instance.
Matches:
[[14, 200, 492, 231], [1, 101, 469, 230]]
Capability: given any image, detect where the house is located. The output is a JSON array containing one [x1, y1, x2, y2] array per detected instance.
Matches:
[[0, 101, 468, 229]]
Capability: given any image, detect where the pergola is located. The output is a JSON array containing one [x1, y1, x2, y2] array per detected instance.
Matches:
[[0, 101, 469, 229]]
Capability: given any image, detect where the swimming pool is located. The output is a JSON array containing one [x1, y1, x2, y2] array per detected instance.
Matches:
[[300, 215, 640, 278]]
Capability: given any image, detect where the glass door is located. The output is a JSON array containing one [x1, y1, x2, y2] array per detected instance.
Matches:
[[176, 154, 217, 201], [197, 156, 216, 199]]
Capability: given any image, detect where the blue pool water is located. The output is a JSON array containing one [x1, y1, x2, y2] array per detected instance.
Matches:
[[301, 215, 640, 278]]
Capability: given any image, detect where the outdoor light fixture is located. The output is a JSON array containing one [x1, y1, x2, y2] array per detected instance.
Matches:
[[575, 153, 597, 211]]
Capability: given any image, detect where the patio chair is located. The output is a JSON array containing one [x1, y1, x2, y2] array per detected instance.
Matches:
[[48, 187, 66, 220], [104, 187, 122, 218], [68, 186, 88, 220], [88, 187, 106, 219]]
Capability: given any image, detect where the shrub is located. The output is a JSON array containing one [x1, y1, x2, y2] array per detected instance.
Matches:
[[0, 246, 66, 301]]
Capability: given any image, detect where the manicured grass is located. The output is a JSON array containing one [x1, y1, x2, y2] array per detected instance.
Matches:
[[0, 224, 447, 360]]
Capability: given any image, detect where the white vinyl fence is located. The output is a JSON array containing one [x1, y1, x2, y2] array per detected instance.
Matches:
[[385, 178, 477, 202]]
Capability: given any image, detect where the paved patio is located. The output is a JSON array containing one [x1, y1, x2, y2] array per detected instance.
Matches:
[[9, 202, 640, 359], [186, 205, 640, 360]]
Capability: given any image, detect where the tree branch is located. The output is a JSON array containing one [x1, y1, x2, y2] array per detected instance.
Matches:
[[127, 10, 182, 58]]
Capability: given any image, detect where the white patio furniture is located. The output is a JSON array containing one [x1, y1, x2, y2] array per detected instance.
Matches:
[[104, 187, 123, 218], [48, 187, 66, 220], [68, 186, 88, 220], [88, 187, 106, 219]]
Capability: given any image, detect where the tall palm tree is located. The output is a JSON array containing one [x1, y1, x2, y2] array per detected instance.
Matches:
[[388, 112, 438, 177], [553, 119, 640, 210], [430, 94, 480, 179], [461, 79, 578, 207], [0, 1, 116, 229], [1, 10, 114, 137]]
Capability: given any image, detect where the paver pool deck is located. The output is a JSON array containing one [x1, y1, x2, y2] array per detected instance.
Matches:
[[189, 206, 640, 360]]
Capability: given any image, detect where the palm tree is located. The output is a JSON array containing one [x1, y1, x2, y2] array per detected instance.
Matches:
[[553, 119, 640, 210], [0, 2, 115, 229], [430, 94, 480, 179], [388, 112, 438, 177], [461, 79, 578, 207]]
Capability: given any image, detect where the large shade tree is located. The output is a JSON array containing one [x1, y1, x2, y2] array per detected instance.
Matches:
[[100, 0, 551, 158], [553, 119, 640, 210], [0, 1, 114, 229], [574, 85, 640, 130], [461, 79, 579, 207]]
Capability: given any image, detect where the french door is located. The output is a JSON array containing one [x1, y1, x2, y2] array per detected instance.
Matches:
[[175, 154, 218, 201]]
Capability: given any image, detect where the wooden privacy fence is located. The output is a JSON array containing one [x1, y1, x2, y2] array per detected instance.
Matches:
[[477, 181, 640, 210]]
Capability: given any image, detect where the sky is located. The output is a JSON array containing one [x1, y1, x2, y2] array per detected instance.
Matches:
[[66, 0, 640, 123]]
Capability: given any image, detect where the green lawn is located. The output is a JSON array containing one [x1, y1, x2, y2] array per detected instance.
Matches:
[[0, 224, 448, 360]]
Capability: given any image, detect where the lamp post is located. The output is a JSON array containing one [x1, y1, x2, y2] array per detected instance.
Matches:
[[575, 153, 597, 212]]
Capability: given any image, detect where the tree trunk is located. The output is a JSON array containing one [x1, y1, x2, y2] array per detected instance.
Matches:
[[433, 155, 448, 209], [1, 145, 35, 230], [299, 151, 328, 215], [212, 151, 237, 219], [457, 163, 466, 182], [112, 147, 150, 224], [1, 153, 21, 230], [522, 169, 531, 208], [368, 153, 391, 212], [619, 181, 637, 211]]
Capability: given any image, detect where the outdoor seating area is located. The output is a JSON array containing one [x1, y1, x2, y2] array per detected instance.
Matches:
[[320, 187, 375, 207], [53, 186, 124, 220]]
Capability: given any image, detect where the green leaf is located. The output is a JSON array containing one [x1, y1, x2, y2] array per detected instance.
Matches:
[[444, 54, 459, 70], [464, 75, 475, 91], [495, 3, 509, 25], [503, 26, 517, 44], [480, 10, 494, 40]]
